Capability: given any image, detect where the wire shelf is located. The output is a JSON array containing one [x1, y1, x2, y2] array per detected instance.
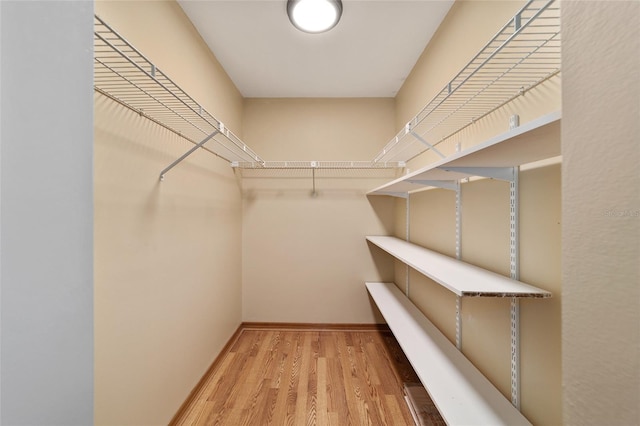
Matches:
[[233, 160, 405, 169], [94, 15, 263, 165], [95, 0, 559, 174], [374, 0, 561, 164]]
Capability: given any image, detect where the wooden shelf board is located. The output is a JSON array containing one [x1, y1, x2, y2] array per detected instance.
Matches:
[[366, 236, 551, 298], [368, 111, 561, 196], [366, 282, 532, 426]]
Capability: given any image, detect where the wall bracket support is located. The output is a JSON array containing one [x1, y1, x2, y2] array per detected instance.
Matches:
[[439, 166, 516, 182], [375, 191, 409, 199], [408, 128, 445, 159], [405, 179, 458, 191], [405, 196, 411, 296], [159, 130, 220, 181]]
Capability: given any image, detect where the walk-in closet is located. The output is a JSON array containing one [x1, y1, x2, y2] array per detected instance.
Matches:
[[0, 1, 637, 425]]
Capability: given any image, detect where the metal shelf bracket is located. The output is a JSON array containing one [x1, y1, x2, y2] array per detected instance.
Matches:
[[406, 179, 458, 191], [405, 197, 411, 296], [374, 191, 409, 199], [159, 131, 219, 181], [440, 167, 517, 182], [407, 125, 445, 159]]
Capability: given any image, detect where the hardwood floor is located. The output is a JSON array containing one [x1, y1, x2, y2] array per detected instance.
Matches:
[[173, 327, 425, 425]]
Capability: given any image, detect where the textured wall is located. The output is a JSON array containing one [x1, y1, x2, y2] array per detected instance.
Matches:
[[562, 2, 640, 424]]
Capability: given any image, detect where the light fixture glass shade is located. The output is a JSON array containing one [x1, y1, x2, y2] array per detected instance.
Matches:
[[287, 0, 343, 34]]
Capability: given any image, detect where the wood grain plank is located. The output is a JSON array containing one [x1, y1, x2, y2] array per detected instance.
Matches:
[[173, 326, 438, 426], [293, 332, 311, 426], [269, 332, 299, 426], [317, 356, 329, 425], [306, 332, 319, 426]]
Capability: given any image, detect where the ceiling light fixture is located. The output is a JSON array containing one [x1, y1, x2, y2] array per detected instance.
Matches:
[[287, 0, 343, 34]]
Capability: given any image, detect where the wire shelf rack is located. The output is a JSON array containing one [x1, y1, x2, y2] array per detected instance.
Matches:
[[95, 0, 559, 175], [94, 15, 263, 166], [374, 0, 561, 164], [233, 161, 404, 169]]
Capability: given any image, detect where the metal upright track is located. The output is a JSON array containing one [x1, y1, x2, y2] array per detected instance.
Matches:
[[455, 181, 462, 350], [510, 171, 521, 409], [94, 15, 264, 166], [374, 0, 560, 164]]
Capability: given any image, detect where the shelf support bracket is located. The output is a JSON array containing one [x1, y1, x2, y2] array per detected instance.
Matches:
[[405, 180, 458, 191], [374, 191, 409, 199], [159, 130, 220, 181], [439, 167, 516, 182], [405, 196, 411, 297], [456, 296, 462, 350], [408, 130, 445, 159]]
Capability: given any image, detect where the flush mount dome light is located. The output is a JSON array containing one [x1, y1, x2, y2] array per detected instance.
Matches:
[[287, 0, 343, 34]]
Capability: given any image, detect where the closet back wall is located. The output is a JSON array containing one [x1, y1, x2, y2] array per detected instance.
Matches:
[[241, 99, 397, 323], [94, 1, 244, 425]]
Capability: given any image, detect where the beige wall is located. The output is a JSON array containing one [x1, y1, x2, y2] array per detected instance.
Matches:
[[562, 1, 640, 424], [241, 98, 397, 323], [94, 1, 244, 424], [391, 1, 562, 425]]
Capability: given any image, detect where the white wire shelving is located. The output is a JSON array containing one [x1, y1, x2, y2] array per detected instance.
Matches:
[[94, 16, 403, 176], [232, 160, 404, 169], [94, 15, 264, 179], [95, 0, 560, 177], [374, 0, 561, 164]]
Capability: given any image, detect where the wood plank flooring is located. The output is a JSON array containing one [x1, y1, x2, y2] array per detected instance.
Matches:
[[173, 327, 425, 425]]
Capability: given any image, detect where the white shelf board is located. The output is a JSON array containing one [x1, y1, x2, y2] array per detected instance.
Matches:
[[366, 282, 532, 426], [366, 236, 551, 298], [369, 111, 561, 197]]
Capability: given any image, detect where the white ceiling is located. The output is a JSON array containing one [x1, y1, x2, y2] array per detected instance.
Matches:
[[177, 0, 454, 98]]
